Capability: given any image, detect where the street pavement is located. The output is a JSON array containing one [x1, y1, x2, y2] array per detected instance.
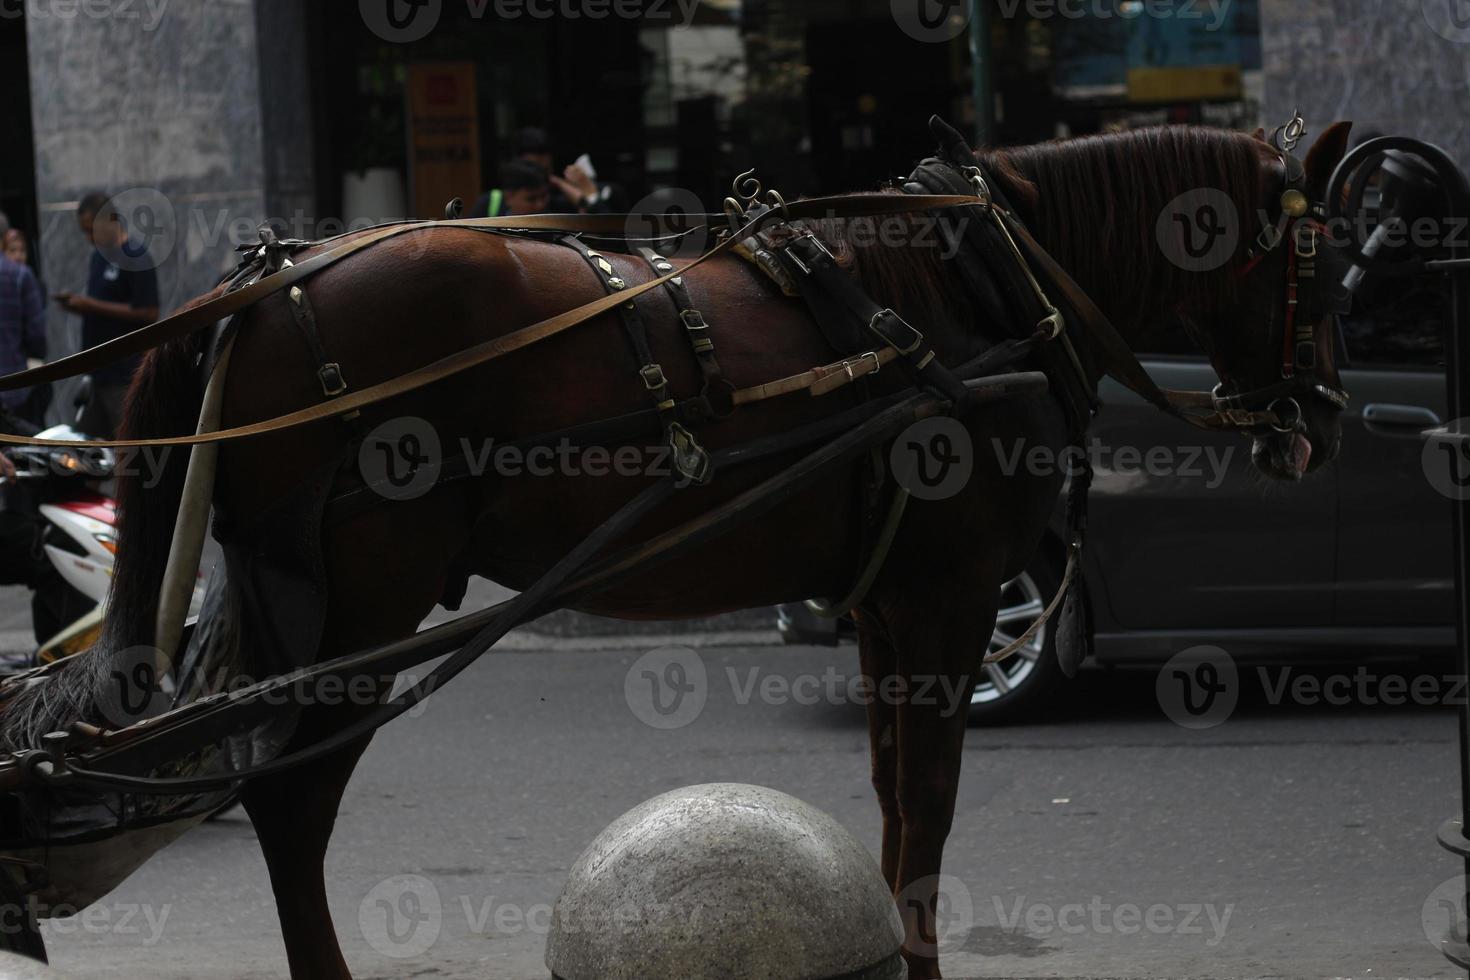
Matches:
[[3, 579, 1463, 980]]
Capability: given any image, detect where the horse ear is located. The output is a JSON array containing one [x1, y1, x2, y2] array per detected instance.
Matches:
[[1304, 121, 1353, 196], [1252, 127, 1267, 141]]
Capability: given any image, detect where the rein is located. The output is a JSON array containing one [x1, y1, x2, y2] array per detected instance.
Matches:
[[0, 196, 978, 448]]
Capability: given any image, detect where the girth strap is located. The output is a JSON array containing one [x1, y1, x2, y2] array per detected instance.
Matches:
[[635, 247, 736, 420], [562, 236, 710, 484]]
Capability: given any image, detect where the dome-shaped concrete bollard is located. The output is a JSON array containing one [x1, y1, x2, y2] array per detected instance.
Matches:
[[545, 783, 906, 980], [0, 954, 68, 979]]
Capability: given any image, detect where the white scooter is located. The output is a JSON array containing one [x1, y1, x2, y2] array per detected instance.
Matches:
[[1, 425, 205, 670]]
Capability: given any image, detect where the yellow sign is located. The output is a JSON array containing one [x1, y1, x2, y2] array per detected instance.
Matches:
[[1127, 65, 1243, 104], [407, 62, 482, 220]]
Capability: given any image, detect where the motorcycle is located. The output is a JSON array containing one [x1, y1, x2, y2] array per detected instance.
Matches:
[[0, 425, 206, 671]]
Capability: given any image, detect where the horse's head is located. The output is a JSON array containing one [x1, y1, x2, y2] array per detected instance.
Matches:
[[986, 121, 1354, 482], [1186, 120, 1354, 480]]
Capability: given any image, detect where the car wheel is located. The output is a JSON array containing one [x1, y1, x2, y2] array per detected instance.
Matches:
[[970, 549, 1075, 724]]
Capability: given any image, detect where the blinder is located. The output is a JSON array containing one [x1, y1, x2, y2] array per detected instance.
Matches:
[[1210, 115, 1352, 434]]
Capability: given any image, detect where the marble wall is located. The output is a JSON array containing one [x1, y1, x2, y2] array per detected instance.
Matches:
[[1262, 0, 1470, 165], [24, 0, 315, 418]]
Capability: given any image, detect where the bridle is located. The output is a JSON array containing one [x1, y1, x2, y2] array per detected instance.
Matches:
[[1208, 114, 1352, 435]]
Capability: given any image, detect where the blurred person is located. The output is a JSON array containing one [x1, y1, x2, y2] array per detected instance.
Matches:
[[471, 160, 552, 218], [3, 227, 28, 266], [0, 211, 47, 422], [56, 192, 160, 438], [507, 126, 616, 214]]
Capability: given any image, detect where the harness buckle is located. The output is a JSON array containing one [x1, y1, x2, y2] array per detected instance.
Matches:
[[960, 166, 993, 209], [1222, 408, 1257, 428], [867, 309, 924, 356], [680, 309, 708, 331], [1038, 309, 1066, 340], [318, 363, 347, 398], [1295, 340, 1317, 371], [786, 231, 836, 276], [1295, 224, 1319, 258], [667, 423, 712, 485], [640, 363, 669, 393]]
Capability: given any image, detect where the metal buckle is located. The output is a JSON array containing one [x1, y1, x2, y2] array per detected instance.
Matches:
[[318, 363, 347, 398], [680, 309, 708, 331], [867, 309, 924, 356], [668, 423, 711, 485], [1295, 224, 1318, 258], [1223, 408, 1257, 428], [786, 231, 835, 276], [640, 363, 668, 392], [843, 351, 882, 382], [1295, 340, 1317, 371], [1038, 310, 1065, 340], [960, 166, 993, 209]]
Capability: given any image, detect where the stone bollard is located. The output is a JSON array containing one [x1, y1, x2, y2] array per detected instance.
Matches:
[[545, 783, 906, 980], [0, 954, 69, 978]]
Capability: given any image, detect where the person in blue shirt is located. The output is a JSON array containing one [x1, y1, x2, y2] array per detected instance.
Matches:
[[56, 193, 160, 438], [0, 211, 47, 421]]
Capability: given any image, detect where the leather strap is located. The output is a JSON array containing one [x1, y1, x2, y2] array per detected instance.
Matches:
[[0, 195, 979, 398], [0, 196, 982, 449], [635, 247, 735, 420], [732, 348, 899, 406], [776, 230, 972, 405]]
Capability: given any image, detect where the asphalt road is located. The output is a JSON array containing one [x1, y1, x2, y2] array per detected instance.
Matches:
[[8, 579, 1466, 980]]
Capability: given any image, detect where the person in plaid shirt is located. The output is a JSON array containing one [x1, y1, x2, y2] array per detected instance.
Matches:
[[0, 211, 46, 418]]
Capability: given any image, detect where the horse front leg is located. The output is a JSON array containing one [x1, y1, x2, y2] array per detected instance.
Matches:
[[880, 572, 997, 980], [856, 615, 901, 889]]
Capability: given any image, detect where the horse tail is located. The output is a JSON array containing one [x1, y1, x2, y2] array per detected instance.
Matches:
[[0, 295, 217, 751], [102, 299, 218, 656]]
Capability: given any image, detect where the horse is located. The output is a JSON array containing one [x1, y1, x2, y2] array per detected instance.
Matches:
[[0, 120, 1350, 979]]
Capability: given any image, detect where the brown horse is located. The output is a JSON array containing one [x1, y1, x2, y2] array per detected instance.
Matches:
[[4, 122, 1349, 978]]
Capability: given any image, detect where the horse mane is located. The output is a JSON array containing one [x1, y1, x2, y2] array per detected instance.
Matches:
[[800, 126, 1267, 337], [982, 126, 1266, 325]]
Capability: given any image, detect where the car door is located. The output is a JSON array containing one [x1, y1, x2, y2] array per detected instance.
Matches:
[[1086, 350, 1337, 630], [1333, 299, 1453, 626]]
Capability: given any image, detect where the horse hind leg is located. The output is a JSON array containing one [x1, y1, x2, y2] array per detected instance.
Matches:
[[241, 495, 474, 979]]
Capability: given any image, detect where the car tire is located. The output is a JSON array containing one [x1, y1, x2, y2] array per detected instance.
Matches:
[[969, 546, 1077, 725]]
